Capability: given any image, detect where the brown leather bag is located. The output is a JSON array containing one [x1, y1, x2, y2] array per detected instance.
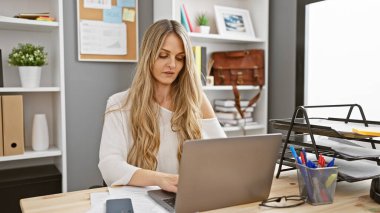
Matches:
[[211, 49, 265, 118]]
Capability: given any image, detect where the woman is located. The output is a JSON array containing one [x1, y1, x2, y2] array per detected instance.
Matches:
[[98, 19, 226, 193]]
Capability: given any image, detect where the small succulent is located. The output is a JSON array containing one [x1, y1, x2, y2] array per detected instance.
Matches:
[[197, 13, 209, 26]]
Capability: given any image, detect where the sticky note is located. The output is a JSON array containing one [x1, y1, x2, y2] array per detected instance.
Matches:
[[122, 8, 136, 22], [117, 0, 135, 8], [103, 6, 122, 24]]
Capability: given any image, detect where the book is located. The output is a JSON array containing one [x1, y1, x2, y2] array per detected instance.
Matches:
[[180, 6, 190, 32], [200, 46, 207, 85], [216, 111, 252, 120], [192, 46, 201, 77], [222, 121, 258, 127], [215, 105, 254, 113], [214, 99, 254, 107], [219, 117, 254, 125], [182, 4, 194, 32], [352, 127, 380, 137], [0, 49, 3, 87], [14, 12, 50, 20]]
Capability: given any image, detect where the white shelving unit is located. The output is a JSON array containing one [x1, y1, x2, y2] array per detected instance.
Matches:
[[154, 0, 269, 136], [0, 0, 67, 192]]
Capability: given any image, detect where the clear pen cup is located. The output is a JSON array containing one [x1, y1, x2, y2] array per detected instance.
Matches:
[[296, 163, 338, 205]]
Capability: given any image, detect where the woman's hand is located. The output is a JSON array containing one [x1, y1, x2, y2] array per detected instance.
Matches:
[[157, 172, 179, 193], [128, 169, 179, 193]]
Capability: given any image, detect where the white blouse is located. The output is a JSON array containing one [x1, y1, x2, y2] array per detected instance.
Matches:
[[98, 90, 226, 186]]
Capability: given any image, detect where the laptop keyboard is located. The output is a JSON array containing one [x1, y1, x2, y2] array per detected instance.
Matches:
[[163, 197, 176, 207]]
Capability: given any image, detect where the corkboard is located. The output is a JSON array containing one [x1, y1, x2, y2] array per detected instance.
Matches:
[[77, 0, 138, 62]]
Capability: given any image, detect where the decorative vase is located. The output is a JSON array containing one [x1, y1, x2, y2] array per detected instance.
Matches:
[[199, 26, 210, 34], [18, 66, 42, 88], [32, 114, 49, 151]]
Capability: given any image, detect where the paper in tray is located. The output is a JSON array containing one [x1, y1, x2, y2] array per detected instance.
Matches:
[[270, 118, 375, 139], [307, 155, 380, 182], [298, 136, 380, 160]]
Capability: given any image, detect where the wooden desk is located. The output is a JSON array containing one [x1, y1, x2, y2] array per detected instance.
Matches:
[[20, 171, 379, 213]]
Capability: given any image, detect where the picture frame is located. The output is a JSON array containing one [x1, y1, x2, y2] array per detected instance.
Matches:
[[214, 5, 255, 39]]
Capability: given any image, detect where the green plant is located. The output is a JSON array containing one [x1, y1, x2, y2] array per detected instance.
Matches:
[[197, 13, 209, 26], [8, 43, 48, 66]]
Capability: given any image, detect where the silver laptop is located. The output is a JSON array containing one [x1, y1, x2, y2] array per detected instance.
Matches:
[[148, 133, 282, 213]]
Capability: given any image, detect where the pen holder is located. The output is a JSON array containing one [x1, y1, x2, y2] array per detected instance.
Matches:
[[296, 163, 338, 205]]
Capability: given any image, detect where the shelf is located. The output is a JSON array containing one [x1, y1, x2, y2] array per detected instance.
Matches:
[[203, 85, 261, 91], [0, 16, 59, 31], [223, 124, 265, 132], [189, 32, 265, 44], [0, 147, 62, 162], [0, 87, 60, 92]]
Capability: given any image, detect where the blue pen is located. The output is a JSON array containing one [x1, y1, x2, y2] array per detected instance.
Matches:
[[289, 146, 302, 164], [327, 158, 335, 167], [307, 160, 317, 168]]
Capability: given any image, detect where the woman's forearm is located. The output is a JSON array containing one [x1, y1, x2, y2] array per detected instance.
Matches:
[[128, 169, 179, 192]]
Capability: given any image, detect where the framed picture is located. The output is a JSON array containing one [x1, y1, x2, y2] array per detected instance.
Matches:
[[214, 5, 255, 38]]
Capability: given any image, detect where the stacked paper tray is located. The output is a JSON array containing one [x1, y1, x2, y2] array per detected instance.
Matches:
[[270, 118, 375, 140]]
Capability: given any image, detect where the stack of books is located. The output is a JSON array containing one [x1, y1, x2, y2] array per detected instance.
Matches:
[[192, 46, 207, 85], [14, 12, 55, 21], [214, 99, 257, 127]]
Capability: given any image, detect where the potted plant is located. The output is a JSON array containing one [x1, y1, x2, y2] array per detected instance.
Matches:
[[196, 13, 210, 34], [8, 43, 47, 88]]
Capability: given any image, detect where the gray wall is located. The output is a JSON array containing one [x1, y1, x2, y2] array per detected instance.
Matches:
[[63, 0, 153, 191], [268, 0, 297, 130], [62, 0, 296, 190]]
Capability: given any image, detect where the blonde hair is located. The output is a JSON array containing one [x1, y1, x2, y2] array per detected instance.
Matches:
[[125, 19, 203, 170]]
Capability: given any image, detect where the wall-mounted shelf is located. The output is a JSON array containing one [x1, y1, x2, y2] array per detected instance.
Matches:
[[0, 16, 59, 31], [0, 87, 60, 92], [202, 85, 262, 91], [223, 124, 265, 132], [188, 32, 265, 44], [0, 147, 62, 162]]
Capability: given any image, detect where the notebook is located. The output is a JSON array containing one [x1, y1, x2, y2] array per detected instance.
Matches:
[[148, 133, 282, 213]]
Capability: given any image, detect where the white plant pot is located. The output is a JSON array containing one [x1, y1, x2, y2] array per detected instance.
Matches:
[[18, 66, 42, 88], [199, 26, 210, 34], [32, 114, 49, 151]]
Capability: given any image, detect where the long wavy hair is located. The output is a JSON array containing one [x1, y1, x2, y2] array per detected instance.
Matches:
[[125, 19, 203, 170]]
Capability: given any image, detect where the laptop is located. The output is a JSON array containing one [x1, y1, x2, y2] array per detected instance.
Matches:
[[148, 133, 282, 213]]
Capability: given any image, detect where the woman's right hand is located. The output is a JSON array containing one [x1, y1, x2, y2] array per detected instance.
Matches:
[[128, 169, 179, 193], [157, 172, 179, 193]]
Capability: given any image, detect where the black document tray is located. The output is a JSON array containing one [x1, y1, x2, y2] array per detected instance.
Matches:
[[273, 104, 380, 183], [271, 118, 372, 140]]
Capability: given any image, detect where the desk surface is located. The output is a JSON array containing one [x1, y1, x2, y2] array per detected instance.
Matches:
[[20, 170, 379, 213]]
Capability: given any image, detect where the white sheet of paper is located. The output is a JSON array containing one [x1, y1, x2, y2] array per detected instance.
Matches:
[[108, 186, 168, 213], [84, 0, 111, 9], [80, 20, 127, 55], [87, 192, 109, 213]]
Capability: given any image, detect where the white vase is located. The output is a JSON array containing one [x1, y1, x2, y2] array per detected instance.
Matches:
[[18, 66, 42, 88], [199, 26, 210, 34], [32, 114, 49, 151]]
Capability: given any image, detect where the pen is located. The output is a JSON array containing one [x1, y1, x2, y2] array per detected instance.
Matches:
[[327, 158, 335, 167], [290, 146, 302, 164], [302, 147, 307, 163], [307, 160, 317, 168], [318, 154, 326, 167], [300, 152, 306, 164]]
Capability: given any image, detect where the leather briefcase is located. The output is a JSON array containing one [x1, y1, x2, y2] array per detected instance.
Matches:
[[211, 49, 265, 118], [211, 49, 265, 86]]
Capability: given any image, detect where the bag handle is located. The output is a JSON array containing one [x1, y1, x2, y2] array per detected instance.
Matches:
[[233, 85, 262, 118], [224, 51, 249, 58]]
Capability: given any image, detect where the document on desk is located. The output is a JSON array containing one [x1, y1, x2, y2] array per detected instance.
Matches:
[[87, 186, 167, 213]]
